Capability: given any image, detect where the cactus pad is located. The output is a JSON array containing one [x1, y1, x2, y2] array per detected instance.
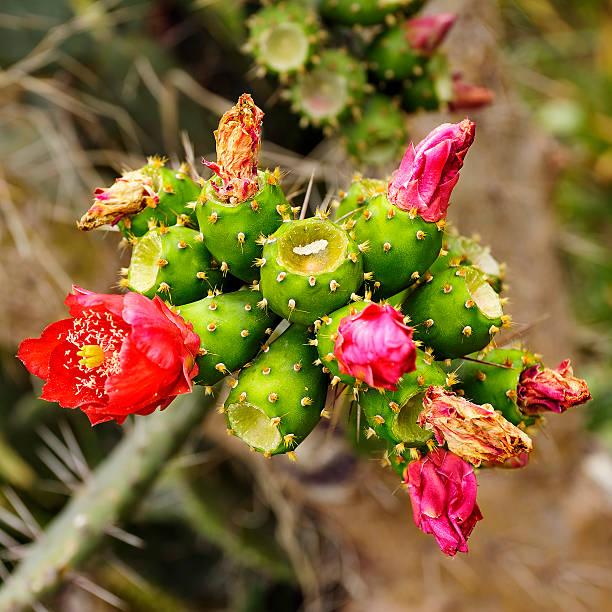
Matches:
[[320, 0, 424, 26]]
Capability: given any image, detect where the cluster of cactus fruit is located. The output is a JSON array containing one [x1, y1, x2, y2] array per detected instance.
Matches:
[[243, 1, 493, 164], [18, 94, 591, 557]]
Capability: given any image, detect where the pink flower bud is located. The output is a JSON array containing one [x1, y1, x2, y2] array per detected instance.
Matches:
[[404, 13, 456, 57], [403, 448, 483, 556], [517, 360, 591, 415], [387, 118, 475, 222], [334, 303, 416, 391], [418, 386, 532, 467], [448, 73, 494, 111], [203, 93, 264, 204]]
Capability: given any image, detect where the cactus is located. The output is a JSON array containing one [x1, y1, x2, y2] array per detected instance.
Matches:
[[126, 225, 224, 305], [0, 389, 215, 611], [403, 266, 506, 360], [78, 157, 200, 238], [177, 290, 280, 386], [401, 72, 443, 112], [452, 348, 540, 426], [429, 232, 506, 293], [358, 349, 447, 445], [334, 176, 387, 220], [340, 95, 407, 165], [347, 193, 444, 298], [367, 24, 427, 81], [247, 1, 322, 76], [289, 49, 368, 128], [223, 324, 327, 457], [320, 0, 424, 26], [259, 216, 364, 325]]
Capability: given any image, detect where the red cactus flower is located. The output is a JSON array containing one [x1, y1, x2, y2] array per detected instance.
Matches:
[[448, 73, 494, 111], [203, 93, 264, 204], [403, 447, 483, 556], [334, 303, 416, 391], [517, 360, 591, 415], [404, 13, 456, 56], [18, 287, 200, 425], [419, 386, 532, 466], [387, 118, 475, 222]]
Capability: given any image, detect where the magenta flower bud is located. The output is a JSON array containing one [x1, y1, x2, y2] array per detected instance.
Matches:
[[448, 73, 494, 111], [334, 303, 417, 391], [404, 13, 456, 57], [387, 118, 475, 222], [202, 93, 264, 204], [419, 386, 532, 467], [517, 360, 591, 415], [403, 448, 483, 556]]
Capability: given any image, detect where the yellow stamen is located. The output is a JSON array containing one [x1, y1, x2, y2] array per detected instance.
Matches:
[[77, 344, 105, 369]]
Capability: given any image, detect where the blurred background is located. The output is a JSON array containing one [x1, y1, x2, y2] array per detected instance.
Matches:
[[0, 0, 611, 610]]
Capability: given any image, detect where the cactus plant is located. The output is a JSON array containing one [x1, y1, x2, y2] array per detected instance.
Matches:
[[320, 0, 424, 26]]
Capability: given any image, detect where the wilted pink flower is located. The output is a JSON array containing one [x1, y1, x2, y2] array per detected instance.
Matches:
[[483, 451, 530, 470], [387, 119, 475, 222], [77, 170, 158, 231], [203, 93, 264, 204], [419, 386, 532, 467], [403, 448, 483, 556], [517, 360, 591, 415], [448, 73, 494, 111], [334, 303, 416, 391], [404, 13, 456, 56]]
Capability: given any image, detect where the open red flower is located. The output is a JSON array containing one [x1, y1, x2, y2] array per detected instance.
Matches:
[[403, 448, 483, 556], [387, 119, 475, 222], [334, 302, 417, 391], [18, 287, 200, 425]]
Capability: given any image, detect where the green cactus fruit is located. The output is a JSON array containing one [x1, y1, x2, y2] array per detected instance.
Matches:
[[429, 232, 506, 293], [401, 73, 441, 111], [223, 324, 328, 457], [341, 94, 407, 165], [127, 225, 224, 305], [118, 160, 200, 238], [196, 169, 288, 283], [315, 299, 370, 387], [452, 348, 540, 426], [403, 266, 505, 360], [347, 193, 443, 298], [358, 349, 447, 445], [367, 24, 427, 81], [247, 2, 321, 75], [320, 0, 425, 26], [177, 290, 280, 386], [334, 177, 387, 221], [289, 49, 368, 128], [259, 216, 365, 325]]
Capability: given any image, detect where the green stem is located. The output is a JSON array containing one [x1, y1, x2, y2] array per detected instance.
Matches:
[[0, 387, 214, 611]]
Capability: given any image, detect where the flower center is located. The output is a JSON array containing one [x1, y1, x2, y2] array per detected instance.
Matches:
[[77, 344, 105, 369]]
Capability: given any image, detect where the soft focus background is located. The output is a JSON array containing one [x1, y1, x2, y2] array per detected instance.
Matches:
[[1, 0, 611, 610]]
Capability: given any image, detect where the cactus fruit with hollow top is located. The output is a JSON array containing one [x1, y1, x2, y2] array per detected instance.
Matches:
[[259, 216, 364, 325], [223, 324, 327, 456]]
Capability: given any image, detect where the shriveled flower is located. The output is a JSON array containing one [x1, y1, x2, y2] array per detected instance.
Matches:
[[404, 13, 456, 56], [77, 169, 159, 231], [483, 451, 530, 470], [403, 448, 483, 556], [418, 386, 532, 466], [387, 118, 475, 222], [203, 93, 264, 204], [18, 287, 200, 425], [448, 73, 494, 111], [334, 303, 416, 391], [517, 360, 591, 415]]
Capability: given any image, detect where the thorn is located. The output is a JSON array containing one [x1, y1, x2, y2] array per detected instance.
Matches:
[[465, 299, 475, 308], [443, 283, 452, 294], [284, 433, 296, 448], [268, 393, 278, 403], [240, 329, 249, 338], [277, 272, 286, 282], [300, 397, 312, 406], [383, 242, 391, 252], [365, 427, 377, 439], [330, 376, 341, 387], [389, 401, 400, 413], [329, 280, 340, 292], [425, 318, 434, 328], [287, 451, 298, 463], [462, 326, 472, 337], [270, 416, 281, 426], [208, 212, 218, 223], [373, 414, 385, 425]]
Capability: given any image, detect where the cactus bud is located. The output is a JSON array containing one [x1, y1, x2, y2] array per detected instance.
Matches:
[[404, 13, 456, 56], [403, 447, 482, 556], [387, 119, 475, 222], [449, 73, 494, 111]]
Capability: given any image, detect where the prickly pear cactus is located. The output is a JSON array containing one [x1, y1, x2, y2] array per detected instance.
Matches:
[[320, 0, 424, 26], [334, 176, 387, 220], [223, 324, 327, 457], [126, 225, 224, 305], [259, 216, 365, 325]]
